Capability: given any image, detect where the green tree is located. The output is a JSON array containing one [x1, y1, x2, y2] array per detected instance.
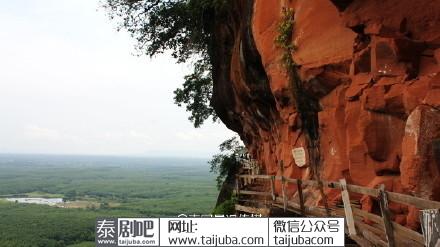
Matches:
[[63, 190, 77, 202], [209, 136, 244, 189], [103, 0, 227, 127], [100, 202, 110, 209], [209, 137, 244, 214], [173, 58, 216, 127]]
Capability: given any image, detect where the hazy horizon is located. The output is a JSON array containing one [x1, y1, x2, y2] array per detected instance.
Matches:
[[0, 152, 213, 160], [0, 0, 234, 157]]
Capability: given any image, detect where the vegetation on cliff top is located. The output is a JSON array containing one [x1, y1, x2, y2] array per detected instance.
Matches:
[[103, 0, 227, 127]]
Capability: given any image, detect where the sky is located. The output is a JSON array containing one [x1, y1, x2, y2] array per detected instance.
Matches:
[[0, 0, 234, 158]]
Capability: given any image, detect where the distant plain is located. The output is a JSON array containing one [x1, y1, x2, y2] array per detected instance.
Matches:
[[0, 154, 217, 247]]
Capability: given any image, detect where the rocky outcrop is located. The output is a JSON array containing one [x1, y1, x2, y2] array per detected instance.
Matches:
[[211, 0, 440, 229]]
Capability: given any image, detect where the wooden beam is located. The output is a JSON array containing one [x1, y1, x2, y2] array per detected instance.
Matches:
[[300, 179, 319, 187], [388, 191, 440, 210], [235, 174, 433, 247], [334, 180, 426, 203], [353, 215, 386, 238], [340, 179, 357, 237], [238, 190, 272, 196], [284, 177, 298, 184], [352, 207, 424, 245], [350, 235, 375, 247], [322, 180, 379, 197], [420, 209, 440, 247], [378, 184, 395, 247], [297, 179, 305, 215], [326, 179, 440, 209], [273, 198, 329, 217], [300, 178, 373, 199], [325, 179, 440, 209], [346, 184, 379, 197], [237, 198, 271, 204], [237, 175, 440, 209], [270, 175, 276, 201], [260, 175, 440, 204], [235, 204, 270, 216], [358, 227, 388, 247], [238, 174, 271, 180]]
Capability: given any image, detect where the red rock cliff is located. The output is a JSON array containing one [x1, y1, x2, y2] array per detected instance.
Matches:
[[211, 0, 440, 228]]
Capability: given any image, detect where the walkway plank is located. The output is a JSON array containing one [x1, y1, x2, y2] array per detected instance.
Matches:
[[340, 179, 357, 237], [379, 184, 395, 247]]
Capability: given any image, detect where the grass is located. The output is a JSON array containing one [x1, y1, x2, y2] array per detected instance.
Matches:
[[0, 201, 141, 247], [61, 200, 102, 209], [25, 191, 65, 198]]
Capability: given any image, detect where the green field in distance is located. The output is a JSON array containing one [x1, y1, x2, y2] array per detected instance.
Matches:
[[0, 154, 217, 247]]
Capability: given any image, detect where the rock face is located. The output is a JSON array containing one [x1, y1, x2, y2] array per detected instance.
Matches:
[[211, 0, 440, 228]]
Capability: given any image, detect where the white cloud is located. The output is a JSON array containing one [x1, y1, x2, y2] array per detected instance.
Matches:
[[175, 130, 204, 141], [0, 0, 235, 157], [24, 125, 82, 143]]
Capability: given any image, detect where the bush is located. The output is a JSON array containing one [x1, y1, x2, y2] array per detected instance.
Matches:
[[212, 198, 236, 215], [209, 137, 244, 189]]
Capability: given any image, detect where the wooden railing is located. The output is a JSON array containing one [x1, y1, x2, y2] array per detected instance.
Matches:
[[235, 174, 440, 247]]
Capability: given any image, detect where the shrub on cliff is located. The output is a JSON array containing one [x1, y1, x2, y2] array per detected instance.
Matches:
[[211, 197, 235, 215], [209, 136, 244, 189], [209, 136, 243, 214], [103, 0, 228, 127]]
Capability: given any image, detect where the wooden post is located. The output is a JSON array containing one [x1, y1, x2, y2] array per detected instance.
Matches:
[[420, 209, 440, 247], [282, 176, 287, 212], [235, 175, 240, 198], [297, 179, 305, 215], [340, 179, 357, 236], [379, 184, 395, 247], [318, 180, 331, 216], [270, 175, 276, 201], [279, 161, 287, 211]]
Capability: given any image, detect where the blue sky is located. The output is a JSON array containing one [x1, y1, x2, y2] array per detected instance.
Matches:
[[0, 0, 233, 157]]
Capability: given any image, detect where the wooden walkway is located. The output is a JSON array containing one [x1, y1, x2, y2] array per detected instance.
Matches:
[[234, 174, 440, 247]]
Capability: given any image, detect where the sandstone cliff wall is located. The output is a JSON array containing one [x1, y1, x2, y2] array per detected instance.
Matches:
[[211, 0, 440, 228]]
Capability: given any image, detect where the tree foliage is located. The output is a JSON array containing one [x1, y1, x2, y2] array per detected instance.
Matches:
[[209, 137, 244, 189], [103, 0, 227, 127], [173, 58, 217, 127]]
